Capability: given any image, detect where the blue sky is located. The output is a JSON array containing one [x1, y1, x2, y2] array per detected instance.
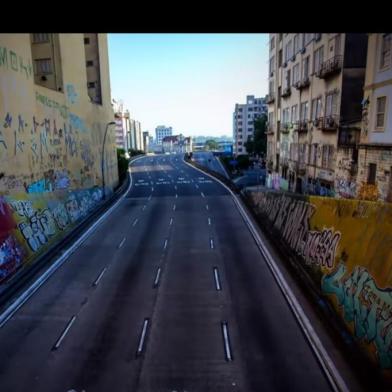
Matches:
[[108, 34, 269, 137]]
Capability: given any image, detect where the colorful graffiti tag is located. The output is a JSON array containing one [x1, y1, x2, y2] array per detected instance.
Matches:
[[248, 189, 392, 370], [0, 187, 103, 283], [322, 264, 392, 369], [254, 192, 341, 269]]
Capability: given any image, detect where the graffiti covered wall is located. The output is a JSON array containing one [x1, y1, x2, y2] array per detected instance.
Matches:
[[0, 34, 118, 286], [248, 189, 392, 372]]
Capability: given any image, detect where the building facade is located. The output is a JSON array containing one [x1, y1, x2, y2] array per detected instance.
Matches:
[[357, 33, 392, 202], [267, 33, 367, 195], [0, 33, 118, 195], [233, 95, 267, 156], [155, 125, 172, 145], [142, 131, 149, 153], [162, 135, 192, 153]]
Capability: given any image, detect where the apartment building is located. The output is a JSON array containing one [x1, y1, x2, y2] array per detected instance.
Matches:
[[0, 34, 118, 194], [358, 33, 392, 202], [155, 125, 173, 145], [162, 134, 192, 154], [233, 95, 267, 156], [267, 33, 367, 195], [113, 100, 126, 149]]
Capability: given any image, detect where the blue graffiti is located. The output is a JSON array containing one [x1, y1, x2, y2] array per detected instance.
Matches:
[[66, 84, 78, 104], [69, 113, 87, 133], [322, 263, 392, 368]]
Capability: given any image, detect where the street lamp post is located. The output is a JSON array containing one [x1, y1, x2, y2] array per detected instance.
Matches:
[[102, 121, 116, 200]]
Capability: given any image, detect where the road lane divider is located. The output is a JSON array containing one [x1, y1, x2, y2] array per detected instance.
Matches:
[[201, 192, 205, 198], [136, 318, 150, 357], [118, 237, 126, 249], [210, 238, 214, 249], [221, 321, 233, 361], [175, 194, 178, 199], [208, 217, 211, 226], [132, 218, 139, 227], [206, 204, 209, 210], [213, 267, 222, 291], [163, 239, 168, 250], [92, 267, 107, 287], [52, 315, 77, 351], [173, 204, 176, 211], [142, 205, 146, 211], [169, 218, 173, 226], [153, 267, 162, 288], [183, 157, 349, 392]]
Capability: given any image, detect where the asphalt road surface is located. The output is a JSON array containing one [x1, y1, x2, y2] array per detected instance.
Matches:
[[0, 153, 334, 392], [192, 151, 229, 178]]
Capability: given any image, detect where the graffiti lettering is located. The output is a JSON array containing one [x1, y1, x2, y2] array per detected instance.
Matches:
[[322, 264, 392, 369]]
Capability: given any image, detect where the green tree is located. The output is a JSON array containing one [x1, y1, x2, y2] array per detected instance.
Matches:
[[117, 148, 130, 184], [244, 114, 267, 157], [205, 139, 219, 151]]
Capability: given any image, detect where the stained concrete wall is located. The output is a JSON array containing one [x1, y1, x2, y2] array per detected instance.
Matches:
[[0, 34, 118, 285], [247, 189, 392, 372]]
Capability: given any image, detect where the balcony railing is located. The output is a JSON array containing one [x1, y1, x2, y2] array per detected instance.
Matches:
[[316, 55, 343, 79], [320, 115, 339, 131], [294, 77, 310, 90], [296, 120, 308, 133], [280, 123, 290, 133], [266, 93, 275, 104], [281, 86, 291, 98]]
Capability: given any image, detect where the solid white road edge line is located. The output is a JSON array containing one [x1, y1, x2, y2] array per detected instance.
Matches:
[[0, 155, 146, 329], [183, 158, 348, 392]]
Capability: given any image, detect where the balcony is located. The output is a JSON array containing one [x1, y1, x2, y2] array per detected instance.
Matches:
[[266, 123, 275, 135], [338, 128, 360, 147], [315, 55, 343, 79], [320, 115, 339, 131], [280, 123, 290, 134], [294, 77, 310, 91], [296, 120, 308, 133], [281, 86, 291, 98], [266, 93, 275, 104]]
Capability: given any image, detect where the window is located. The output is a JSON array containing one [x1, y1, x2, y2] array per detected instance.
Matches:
[[84, 37, 90, 44], [269, 79, 274, 94], [282, 108, 290, 125], [375, 96, 387, 129], [305, 33, 314, 46], [238, 121, 242, 125], [285, 40, 293, 62], [237, 114, 242, 119], [269, 56, 275, 74], [293, 34, 299, 54], [32, 33, 50, 43], [292, 63, 300, 85], [248, 114, 252, 118], [367, 163, 377, 185], [248, 108, 253, 112], [238, 108, 243, 112], [238, 148, 243, 152], [270, 36, 275, 50], [310, 144, 318, 165], [238, 142, 243, 146], [300, 101, 309, 121], [285, 69, 291, 89], [291, 105, 298, 123], [278, 49, 282, 67], [311, 97, 322, 121], [314, 46, 324, 73], [34, 58, 52, 74], [322, 145, 334, 169], [88, 82, 96, 88], [86, 60, 94, 67], [303, 56, 310, 79], [238, 128, 243, 132], [248, 128, 253, 132], [239, 135, 243, 139], [268, 112, 274, 126], [380, 34, 392, 69], [325, 91, 338, 117]]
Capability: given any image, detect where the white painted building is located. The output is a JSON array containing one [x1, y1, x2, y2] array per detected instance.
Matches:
[[233, 95, 267, 156], [155, 125, 173, 145]]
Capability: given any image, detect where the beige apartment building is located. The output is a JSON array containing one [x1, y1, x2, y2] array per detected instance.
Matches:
[[358, 33, 392, 202], [267, 33, 367, 196]]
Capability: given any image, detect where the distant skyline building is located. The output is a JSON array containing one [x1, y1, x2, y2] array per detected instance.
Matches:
[[233, 95, 267, 156], [155, 125, 173, 145]]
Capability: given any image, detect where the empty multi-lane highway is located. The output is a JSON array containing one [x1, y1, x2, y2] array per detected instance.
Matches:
[[0, 154, 335, 392]]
